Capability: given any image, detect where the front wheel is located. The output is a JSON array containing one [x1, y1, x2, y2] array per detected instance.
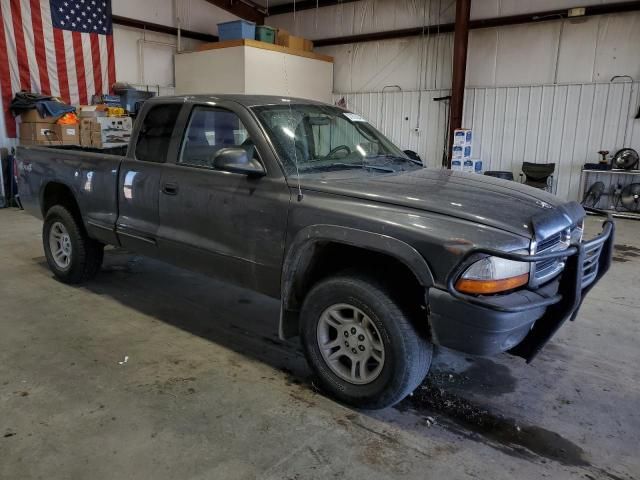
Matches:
[[299, 274, 432, 409], [43, 205, 104, 284]]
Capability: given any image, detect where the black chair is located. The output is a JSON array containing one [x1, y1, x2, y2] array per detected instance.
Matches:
[[519, 162, 555, 192], [484, 171, 514, 181]]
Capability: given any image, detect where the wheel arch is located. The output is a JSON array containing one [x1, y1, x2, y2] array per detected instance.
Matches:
[[40, 181, 82, 224], [279, 225, 434, 339]]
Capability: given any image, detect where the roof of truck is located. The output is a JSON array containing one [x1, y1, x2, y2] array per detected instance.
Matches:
[[147, 94, 330, 108]]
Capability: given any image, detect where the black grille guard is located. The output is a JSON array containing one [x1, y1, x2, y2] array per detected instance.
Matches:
[[445, 208, 615, 362]]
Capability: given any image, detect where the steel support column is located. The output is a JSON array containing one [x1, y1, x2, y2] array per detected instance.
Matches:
[[446, 0, 471, 168]]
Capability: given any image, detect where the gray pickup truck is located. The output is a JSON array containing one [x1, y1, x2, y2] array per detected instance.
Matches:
[[16, 95, 614, 409]]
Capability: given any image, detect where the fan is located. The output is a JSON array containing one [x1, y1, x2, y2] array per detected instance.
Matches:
[[611, 148, 639, 170], [581, 181, 605, 207], [620, 183, 640, 212]]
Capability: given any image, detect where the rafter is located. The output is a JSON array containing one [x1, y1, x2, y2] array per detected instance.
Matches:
[[267, 0, 359, 16], [203, 0, 265, 25]]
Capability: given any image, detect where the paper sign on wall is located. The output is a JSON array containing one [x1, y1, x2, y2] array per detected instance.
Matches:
[[343, 112, 367, 122]]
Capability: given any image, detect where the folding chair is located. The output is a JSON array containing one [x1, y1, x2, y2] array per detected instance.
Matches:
[[519, 162, 555, 192]]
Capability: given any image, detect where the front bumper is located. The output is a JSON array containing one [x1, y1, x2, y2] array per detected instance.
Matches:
[[428, 208, 615, 362]]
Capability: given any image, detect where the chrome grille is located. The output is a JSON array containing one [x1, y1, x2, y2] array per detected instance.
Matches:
[[533, 230, 569, 284], [536, 233, 561, 252]]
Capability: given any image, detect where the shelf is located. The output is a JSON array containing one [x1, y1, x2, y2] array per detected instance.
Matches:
[[587, 210, 640, 221], [582, 169, 640, 175], [195, 39, 334, 63]]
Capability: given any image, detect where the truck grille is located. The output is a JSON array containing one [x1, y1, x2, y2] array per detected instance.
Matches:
[[533, 231, 568, 284]]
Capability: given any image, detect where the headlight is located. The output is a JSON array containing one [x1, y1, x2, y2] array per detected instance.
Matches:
[[571, 219, 584, 244], [455, 254, 530, 294]]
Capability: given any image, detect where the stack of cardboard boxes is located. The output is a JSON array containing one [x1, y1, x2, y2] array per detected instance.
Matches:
[[276, 29, 313, 52], [77, 106, 132, 149], [19, 110, 79, 146], [451, 129, 482, 173], [19, 106, 133, 150]]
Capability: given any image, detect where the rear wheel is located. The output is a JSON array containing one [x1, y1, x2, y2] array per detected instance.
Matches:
[[300, 273, 432, 409], [43, 205, 104, 284]]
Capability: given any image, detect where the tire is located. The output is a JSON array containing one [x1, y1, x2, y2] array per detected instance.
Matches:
[[299, 273, 432, 409], [43, 205, 104, 284]]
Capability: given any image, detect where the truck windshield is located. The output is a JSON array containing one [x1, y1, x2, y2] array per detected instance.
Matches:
[[251, 104, 418, 176]]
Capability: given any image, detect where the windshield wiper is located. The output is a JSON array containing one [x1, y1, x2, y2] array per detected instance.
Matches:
[[368, 154, 422, 166], [301, 162, 394, 173]]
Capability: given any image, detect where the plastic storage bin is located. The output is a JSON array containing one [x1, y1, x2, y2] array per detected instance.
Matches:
[[217, 20, 256, 42], [255, 26, 276, 44]]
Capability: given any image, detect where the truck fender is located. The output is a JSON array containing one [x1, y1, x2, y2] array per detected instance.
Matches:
[[279, 225, 435, 339]]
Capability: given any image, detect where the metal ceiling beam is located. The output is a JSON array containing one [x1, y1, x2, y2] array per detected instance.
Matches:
[[313, 0, 640, 47], [202, 0, 266, 24], [112, 15, 218, 42], [267, 0, 359, 16]]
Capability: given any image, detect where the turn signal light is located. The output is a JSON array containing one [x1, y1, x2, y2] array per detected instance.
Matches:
[[455, 273, 529, 295]]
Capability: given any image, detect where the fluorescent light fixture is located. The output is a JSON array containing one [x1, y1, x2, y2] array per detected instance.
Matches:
[[356, 145, 366, 156]]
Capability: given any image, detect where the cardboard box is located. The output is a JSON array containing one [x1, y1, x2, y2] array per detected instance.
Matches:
[[19, 109, 59, 124], [19, 123, 61, 143], [287, 35, 306, 51], [59, 125, 80, 145], [276, 28, 290, 46], [94, 116, 133, 131], [276, 29, 312, 51], [453, 128, 472, 147], [462, 159, 474, 172], [451, 159, 463, 171], [80, 131, 92, 147], [80, 118, 103, 133], [452, 145, 472, 160], [303, 38, 313, 51], [77, 105, 107, 118], [91, 130, 131, 149]]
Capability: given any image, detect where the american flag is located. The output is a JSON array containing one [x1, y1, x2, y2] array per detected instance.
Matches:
[[0, 0, 116, 138]]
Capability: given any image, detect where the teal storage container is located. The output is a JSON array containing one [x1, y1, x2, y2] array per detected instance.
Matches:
[[255, 26, 276, 44], [217, 20, 256, 42]]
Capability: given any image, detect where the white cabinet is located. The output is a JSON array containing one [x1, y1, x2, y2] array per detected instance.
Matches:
[[175, 40, 334, 103]]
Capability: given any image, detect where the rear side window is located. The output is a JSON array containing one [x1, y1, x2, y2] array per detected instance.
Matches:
[[135, 104, 181, 163]]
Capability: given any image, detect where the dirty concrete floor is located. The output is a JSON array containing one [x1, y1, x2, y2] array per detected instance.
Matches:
[[0, 208, 638, 480]]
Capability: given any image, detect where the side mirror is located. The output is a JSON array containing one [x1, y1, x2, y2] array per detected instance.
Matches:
[[403, 149, 423, 164], [213, 147, 265, 177]]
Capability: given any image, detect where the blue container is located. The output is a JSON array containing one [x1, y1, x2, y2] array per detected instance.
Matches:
[[217, 20, 256, 42]]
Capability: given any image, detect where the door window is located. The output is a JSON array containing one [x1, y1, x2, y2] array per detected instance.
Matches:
[[179, 107, 255, 169], [135, 104, 181, 163]]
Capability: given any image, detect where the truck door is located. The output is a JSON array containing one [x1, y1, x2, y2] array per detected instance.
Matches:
[[157, 103, 290, 298], [116, 103, 182, 255]]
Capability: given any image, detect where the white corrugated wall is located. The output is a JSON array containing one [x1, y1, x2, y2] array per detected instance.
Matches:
[[336, 81, 640, 201]]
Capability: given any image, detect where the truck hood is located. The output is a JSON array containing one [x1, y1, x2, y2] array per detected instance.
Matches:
[[299, 168, 565, 237]]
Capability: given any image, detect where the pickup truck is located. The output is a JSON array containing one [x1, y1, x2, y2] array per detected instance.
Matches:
[[16, 95, 614, 409]]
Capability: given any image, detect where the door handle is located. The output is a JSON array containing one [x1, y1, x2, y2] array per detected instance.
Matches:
[[162, 182, 179, 195]]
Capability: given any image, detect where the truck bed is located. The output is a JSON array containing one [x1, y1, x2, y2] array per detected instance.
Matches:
[[16, 145, 123, 246]]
